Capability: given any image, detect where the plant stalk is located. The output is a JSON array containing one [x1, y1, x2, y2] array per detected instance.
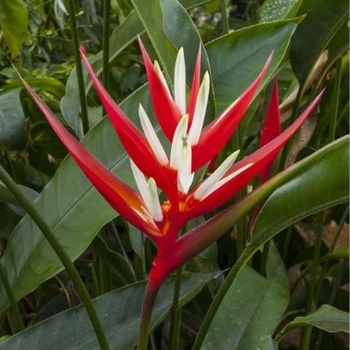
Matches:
[[169, 265, 184, 350], [0, 263, 25, 332], [220, 0, 230, 34], [300, 211, 326, 350], [102, 0, 111, 117], [0, 165, 110, 350], [66, 0, 90, 135]]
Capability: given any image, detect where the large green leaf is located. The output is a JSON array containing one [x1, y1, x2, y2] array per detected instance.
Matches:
[[0, 0, 27, 57], [276, 304, 349, 342], [202, 243, 289, 350], [131, 0, 208, 85], [0, 89, 27, 150], [0, 272, 212, 350], [290, 0, 349, 85], [251, 138, 349, 238], [205, 19, 299, 113], [192, 136, 349, 349]]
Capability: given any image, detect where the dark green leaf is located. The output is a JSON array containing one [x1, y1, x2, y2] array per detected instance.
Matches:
[[205, 19, 299, 113], [202, 243, 289, 350], [193, 136, 349, 349], [290, 0, 349, 84], [251, 138, 349, 239], [90, 235, 136, 285], [0, 89, 27, 150], [0, 272, 212, 350]]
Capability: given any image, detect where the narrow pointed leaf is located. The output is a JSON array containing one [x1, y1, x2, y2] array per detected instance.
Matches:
[[276, 304, 349, 341]]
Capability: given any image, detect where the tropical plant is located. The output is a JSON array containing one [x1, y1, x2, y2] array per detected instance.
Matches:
[[0, 0, 348, 349]]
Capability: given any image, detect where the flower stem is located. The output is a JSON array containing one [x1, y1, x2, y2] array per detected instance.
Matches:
[[0, 165, 110, 350], [138, 277, 162, 350], [300, 211, 326, 350], [66, 0, 89, 135], [169, 265, 184, 350], [102, 0, 111, 116], [220, 0, 230, 34], [0, 263, 25, 332]]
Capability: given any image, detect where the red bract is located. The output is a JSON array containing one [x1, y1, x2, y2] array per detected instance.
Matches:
[[21, 39, 322, 273]]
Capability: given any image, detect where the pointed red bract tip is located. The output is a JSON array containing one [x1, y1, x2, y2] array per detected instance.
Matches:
[[259, 79, 281, 183]]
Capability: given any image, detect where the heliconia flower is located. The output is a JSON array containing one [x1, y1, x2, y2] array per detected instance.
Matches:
[[20, 40, 323, 250]]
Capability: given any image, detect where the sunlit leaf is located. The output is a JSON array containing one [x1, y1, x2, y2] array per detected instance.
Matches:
[[0, 0, 27, 57]]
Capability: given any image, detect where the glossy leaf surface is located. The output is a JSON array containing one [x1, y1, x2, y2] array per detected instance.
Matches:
[[0, 272, 213, 350], [205, 19, 299, 113], [290, 0, 349, 84], [202, 243, 289, 350]]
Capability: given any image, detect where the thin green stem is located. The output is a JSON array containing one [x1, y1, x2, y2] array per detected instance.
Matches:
[[66, 0, 89, 135], [102, 0, 111, 117], [259, 240, 270, 276], [327, 59, 341, 144], [0, 165, 110, 350], [220, 0, 230, 34], [300, 212, 326, 350], [281, 227, 293, 261], [0, 263, 25, 332], [169, 265, 184, 350], [314, 260, 346, 350]]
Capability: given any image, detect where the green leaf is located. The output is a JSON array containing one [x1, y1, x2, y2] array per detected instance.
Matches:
[[1, 78, 66, 99], [251, 138, 349, 239], [131, 0, 207, 85], [259, 0, 301, 23], [61, 10, 143, 137], [0, 272, 212, 350], [0, 89, 27, 150], [202, 243, 289, 350], [179, 0, 214, 9], [321, 247, 349, 261], [205, 19, 299, 113], [290, 0, 349, 84], [276, 304, 349, 342], [192, 136, 349, 349], [90, 235, 136, 285], [0, 0, 27, 57]]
